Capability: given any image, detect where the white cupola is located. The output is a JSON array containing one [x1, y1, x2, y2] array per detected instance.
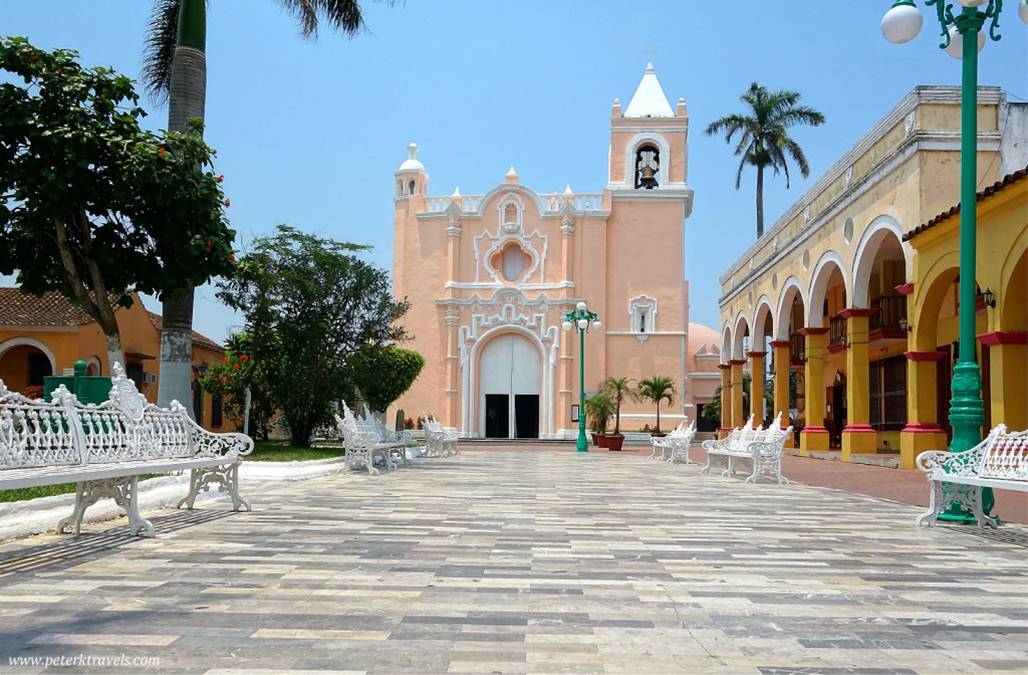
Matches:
[[623, 63, 674, 119], [397, 142, 425, 172], [395, 142, 427, 199]]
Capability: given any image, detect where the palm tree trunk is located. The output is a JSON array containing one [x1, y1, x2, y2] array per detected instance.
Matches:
[[157, 0, 206, 415], [655, 403, 661, 434], [755, 165, 765, 239]]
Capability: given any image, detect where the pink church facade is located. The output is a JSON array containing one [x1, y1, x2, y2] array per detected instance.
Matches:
[[392, 65, 721, 438]]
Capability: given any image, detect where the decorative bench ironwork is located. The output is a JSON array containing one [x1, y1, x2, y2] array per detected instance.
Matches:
[[335, 402, 405, 475], [915, 424, 1027, 528], [0, 363, 252, 537], [650, 420, 696, 463], [700, 412, 792, 484], [422, 414, 459, 458]]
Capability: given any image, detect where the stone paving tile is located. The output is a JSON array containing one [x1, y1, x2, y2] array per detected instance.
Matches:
[[0, 450, 1025, 674]]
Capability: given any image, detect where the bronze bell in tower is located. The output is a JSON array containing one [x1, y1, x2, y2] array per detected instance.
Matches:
[[639, 164, 658, 190]]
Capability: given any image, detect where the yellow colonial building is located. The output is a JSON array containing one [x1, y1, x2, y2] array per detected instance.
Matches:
[[716, 85, 1027, 469]]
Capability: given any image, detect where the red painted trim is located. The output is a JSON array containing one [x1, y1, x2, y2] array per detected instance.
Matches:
[[869, 328, 907, 342], [977, 330, 1028, 346], [905, 350, 947, 362], [717, 363, 731, 371], [797, 327, 829, 336], [839, 308, 874, 318], [768, 340, 790, 348], [728, 359, 747, 366], [802, 426, 830, 434], [827, 343, 847, 354], [894, 283, 914, 296], [746, 350, 766, 358], [902, 423, 945, 433], [843, 424, 876, 434]]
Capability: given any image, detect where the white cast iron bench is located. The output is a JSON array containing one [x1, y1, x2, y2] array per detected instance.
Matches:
[[422, 414, 459, 458], [650, 420, 697, 463], [360, 403, 412, 466], [915, 424, 1027, 528], [0, 363, 253, 537], [335, 403, 404, 475], [700, 413, 793, 484]]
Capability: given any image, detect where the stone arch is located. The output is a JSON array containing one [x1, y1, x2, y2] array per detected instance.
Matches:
[[851, 215, 912, 308], [1000, 248, 1027, 330], [911, 253, 961, 352], [622, 132, 673, 186], [752, 295, 775, 347], [720, 322, 733, 365], [774, 277, 806, 340], [467, 324, 552, 438], [806, 251, 849, 327], [732, 311, 750, 361], [0, 337, 56, 373]]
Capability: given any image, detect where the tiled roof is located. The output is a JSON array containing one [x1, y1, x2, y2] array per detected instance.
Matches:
[[904, 166, 1028, 242], [146, 312, 224, 353], [0, 287, 223, 352], [0, 289, 97, 327]]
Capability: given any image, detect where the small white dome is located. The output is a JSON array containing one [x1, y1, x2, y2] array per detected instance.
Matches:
[[398, 142, 425, 172]]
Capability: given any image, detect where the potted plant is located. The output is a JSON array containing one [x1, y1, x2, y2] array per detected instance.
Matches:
[[584, 392, 614, 447], [603, 377, 633, 451], [636, 376, 675, 437]]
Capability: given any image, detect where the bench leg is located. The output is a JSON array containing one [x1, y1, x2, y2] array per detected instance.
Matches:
[[57, 477, 154, 537], [915, 479, 944, 527], [176, 465, 251, 513]]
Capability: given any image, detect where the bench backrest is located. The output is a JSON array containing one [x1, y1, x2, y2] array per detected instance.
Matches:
[[0, 384, 83, 469], [979, 425, 1028, 482], [0, 363, 197, 470]]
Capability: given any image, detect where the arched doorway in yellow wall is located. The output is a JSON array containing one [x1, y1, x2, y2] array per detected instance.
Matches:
[[478, 332, 542, 439], [0, 338, 55, 395]]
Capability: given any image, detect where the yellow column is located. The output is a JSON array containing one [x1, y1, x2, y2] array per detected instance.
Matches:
[[748, 351, 766, 426], [981, 333, 1027, 430], [900, 351, 948, 470], [718, 364, 732, 438], [841, 309, 877, 462], [730, 360, 745, 428], [800, 328, 830, 454], [770, 340, 794, 447]]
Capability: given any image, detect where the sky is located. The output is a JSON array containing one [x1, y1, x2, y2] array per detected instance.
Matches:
[[2, 0, 1026, 343]]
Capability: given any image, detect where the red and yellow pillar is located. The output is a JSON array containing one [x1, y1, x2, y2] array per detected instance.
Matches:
[[900, 350, 949, 470], [769, 340, 794, 447], [718, 363, 732, 438], [979, 331, 1027, 431], [748, 351, 766, 425], [840, 309, 876, 461], [799, 328, 830, 453], [730, 359, 746, 428]]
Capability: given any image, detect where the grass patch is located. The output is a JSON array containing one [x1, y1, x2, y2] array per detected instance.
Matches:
[[0, 474, 162, 504], [248, 440, 346, 462]]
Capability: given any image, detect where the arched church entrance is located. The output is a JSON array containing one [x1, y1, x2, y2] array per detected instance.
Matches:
[[478, 332, 541, 439]]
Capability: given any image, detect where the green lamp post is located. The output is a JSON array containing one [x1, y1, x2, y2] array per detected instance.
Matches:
[[563, 301, 601, 452], [881, 0, 1027, 522]]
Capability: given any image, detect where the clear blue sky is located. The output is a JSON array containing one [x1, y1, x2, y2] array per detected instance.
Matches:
[[3, 1, 1025, 342]]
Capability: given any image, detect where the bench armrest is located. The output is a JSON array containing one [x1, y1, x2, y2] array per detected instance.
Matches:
[[746, 441, 782, 459], [194, 429, 254, 458], [701, 439, 725, 452], [915, 447, 986, 478]]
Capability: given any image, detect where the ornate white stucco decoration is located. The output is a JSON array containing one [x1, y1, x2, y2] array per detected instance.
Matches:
[[629, 295, 658, 342], [904, 110, 916, 136], [473, 193, 548, 285]]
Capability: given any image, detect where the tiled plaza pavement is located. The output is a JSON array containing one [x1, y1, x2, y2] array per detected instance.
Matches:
[[0, 450, 1026, 674]]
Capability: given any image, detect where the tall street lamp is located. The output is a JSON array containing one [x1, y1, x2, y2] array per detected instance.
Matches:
[[563, 301, 602, 452], [881, 0, 1027, 521]]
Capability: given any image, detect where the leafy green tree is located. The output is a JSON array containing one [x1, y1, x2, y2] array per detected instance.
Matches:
[[603, 377, 633, 436], [705, 83, 825, 238], [347, 345, 425, 414], [635, 376, 676, 434], [143, 0, 392, 412], [0, 38, 234, 367], [216, 225, 408, 447], [199, 333, 275, 439]]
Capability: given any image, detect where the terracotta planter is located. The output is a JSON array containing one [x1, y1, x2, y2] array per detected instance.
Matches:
[[606, 433, 625, 451], [592, 432, 608, 448]]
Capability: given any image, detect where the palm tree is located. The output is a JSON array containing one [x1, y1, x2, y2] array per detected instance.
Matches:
[[705, 83, 825, 239], [143, 0, 383, 413], [635, 376, 675, 435], [603, 377, 633, 436]]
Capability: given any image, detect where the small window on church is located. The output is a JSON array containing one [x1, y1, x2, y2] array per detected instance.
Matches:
[[635, 144, 660, 189], [630, 296, 657, 333], [499, 243, 530, 283], [397, 181, 403, 197], [408, 179, 416, 195]]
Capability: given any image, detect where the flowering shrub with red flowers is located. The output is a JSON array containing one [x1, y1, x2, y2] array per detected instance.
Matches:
[[198, 334, 274, 439], [22, 385, 44, 400]]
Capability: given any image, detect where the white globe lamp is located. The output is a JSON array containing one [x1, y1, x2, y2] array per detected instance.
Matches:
[[954, 0, 988, 6], [576, 301, 587, 312], [562, 321, 572, 332], [881, 0, 923, 44], [592, 320, 602, 330], [577, 319, 588, 330], [944, 25, 986, 59]]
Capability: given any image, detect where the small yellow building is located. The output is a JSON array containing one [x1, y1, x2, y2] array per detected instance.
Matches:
[[0, 288, 229, 431], [716, 85, 1027, 469]]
